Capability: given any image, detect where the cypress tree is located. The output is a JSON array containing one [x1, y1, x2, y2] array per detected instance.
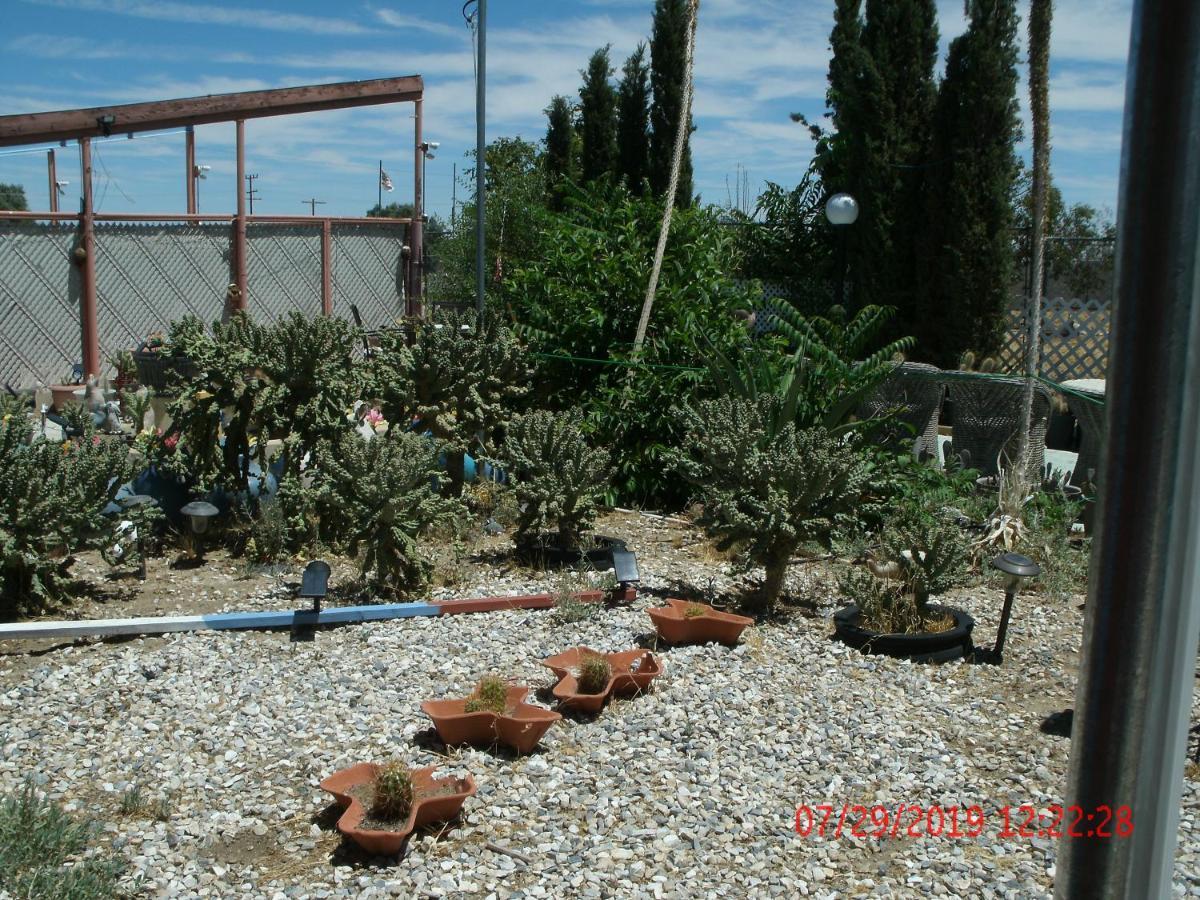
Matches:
[[919, 0, 1021, 368], [617, 43, 651, 195], [649, 0, 694, 203], [579, 46, 618, 184], [862, 0, 938, 325], [544, 95, 576, 210]]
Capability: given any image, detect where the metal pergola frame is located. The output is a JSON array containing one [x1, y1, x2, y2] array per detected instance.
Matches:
[[0, 75, 426, 376]]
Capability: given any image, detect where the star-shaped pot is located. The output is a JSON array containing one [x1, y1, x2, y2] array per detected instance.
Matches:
[[319, 763, 476, 856], [540, 646, 663, 714], [647, 598, 754, 646], [420, 684, 561, 755]]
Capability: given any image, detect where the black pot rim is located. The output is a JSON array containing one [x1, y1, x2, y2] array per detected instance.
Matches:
[[833, 603, 975, 662], [515, 533, 627, 569]]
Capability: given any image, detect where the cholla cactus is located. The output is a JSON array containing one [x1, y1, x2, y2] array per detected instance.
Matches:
[[880, 506, 971, 610], [501, 410, 613, 552], [316, 430, 463, 595], [367, 313, 529, 495], [371, 761, 414, 822], [673, 396, 870, 613], [0, 416, 133, 614], [167, 312, 359, 491]]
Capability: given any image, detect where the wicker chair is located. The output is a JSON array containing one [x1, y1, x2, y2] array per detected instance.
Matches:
[[856, 362, 944, 462], [1065, 388, 1106, 487], [945, 375, 1052, 478]]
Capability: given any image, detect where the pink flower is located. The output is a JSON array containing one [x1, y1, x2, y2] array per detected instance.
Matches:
[[365, 408, 384, 426], [163, 433, 179, 451]]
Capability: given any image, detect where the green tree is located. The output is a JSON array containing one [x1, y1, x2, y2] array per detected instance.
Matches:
[[544, 95, 576, 210], [579, 46, 618, 184], [918, 0, 1022, 367], [367, 202, 414, 218], [0, 183, 27, 211], [649, 0, 694, 204], [616, 43, 651, 196], [428, 138, 546, 305], [862, 0, 939, 329]]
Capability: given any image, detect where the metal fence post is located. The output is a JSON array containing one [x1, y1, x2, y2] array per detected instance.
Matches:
[[1055, 0, 1200, 895], [78, 138, 99, 377]]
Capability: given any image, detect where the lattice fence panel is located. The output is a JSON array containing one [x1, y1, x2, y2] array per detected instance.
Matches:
[[331, 222, 407, 327], [94, 223, 229, 373], [0, 222, 82, 389], [245, 224, 322, 321], [996, 297, 1111, 381]]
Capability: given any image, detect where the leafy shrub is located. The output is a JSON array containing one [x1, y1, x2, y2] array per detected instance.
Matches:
[[371, 762, 414, 822], [708, 303, 914, 436], [166, 312, 359, 491], [500, 410, 613, 552], [0, 781, 125, 898], [673, 396, 871, 613], [504, 182, 761, 507], [364, 312, 529, 495], [315, 431, 463, 596], [0, 417, 133, 615]]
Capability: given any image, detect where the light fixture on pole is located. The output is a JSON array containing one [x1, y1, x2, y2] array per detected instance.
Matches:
[[192, 164, 210, 212], [986, 551, 1041, 663], [824, 192, 859, 312], [179, 500, 219, 562]]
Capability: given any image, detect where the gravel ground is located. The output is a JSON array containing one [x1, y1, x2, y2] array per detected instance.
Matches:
[[2, 511, 1199, 898]]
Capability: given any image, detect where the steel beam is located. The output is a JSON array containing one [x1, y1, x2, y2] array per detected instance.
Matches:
[[0, 76, 423, 148]]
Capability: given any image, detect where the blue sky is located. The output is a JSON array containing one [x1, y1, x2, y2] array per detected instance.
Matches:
[[0, 0, 1132, 222]]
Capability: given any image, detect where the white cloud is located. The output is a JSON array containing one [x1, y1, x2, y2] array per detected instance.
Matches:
[[19, 0, 373, 35]]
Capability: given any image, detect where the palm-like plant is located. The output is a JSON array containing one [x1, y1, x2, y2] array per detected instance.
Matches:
[[706, 303, 914, 438]]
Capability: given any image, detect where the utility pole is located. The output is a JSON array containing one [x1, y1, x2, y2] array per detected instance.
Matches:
[[302, 198, 326, 216], [451, 162, 457, 227], [475, 0, 487, 323], [245, 173, 260, 214]]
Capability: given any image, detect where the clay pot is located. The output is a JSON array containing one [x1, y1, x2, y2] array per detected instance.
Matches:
[[48, 384, 82, 412], [319, 763, 476, 856], [541, 647, 663, 714], [647, 598, 754, 647], [420, 685, 561, 754]]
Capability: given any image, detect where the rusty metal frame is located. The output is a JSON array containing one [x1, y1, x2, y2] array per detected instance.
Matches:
[[0, 76, 424, 379]]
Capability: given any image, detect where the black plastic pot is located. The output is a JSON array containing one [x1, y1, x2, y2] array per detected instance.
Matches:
[[833, 604, 975, 663], [515, 534, 627, 569], [1045, 409, 1079, 451]]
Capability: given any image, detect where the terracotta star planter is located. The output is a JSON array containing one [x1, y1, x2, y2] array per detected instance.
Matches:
[[541, 647, 663, 714], [421, 684, 561, 754], [319, 763, 476, 856], [647, 598, 754, 646]]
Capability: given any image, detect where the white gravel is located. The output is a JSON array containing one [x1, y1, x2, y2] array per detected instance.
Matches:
[[3, 516, 1200, 898]]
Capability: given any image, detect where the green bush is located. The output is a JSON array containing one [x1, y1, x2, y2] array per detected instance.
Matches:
[[315, 430, 463, 596], [0, 418, 133, 616], [504, 182, 760, 507], [166, 312, 359, 491], [500, 409, 613, 553], [0, 782, 125, 898], [673, 396, 871, 613]]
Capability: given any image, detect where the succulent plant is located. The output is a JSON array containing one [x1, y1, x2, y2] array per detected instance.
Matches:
[[464, 675, 508, 714], [500, 409, 613, 552], [673, 395, 871, 613], [683, 603, 707, 618], [371, 761, 414, 822], [576, 652, 612, 695]]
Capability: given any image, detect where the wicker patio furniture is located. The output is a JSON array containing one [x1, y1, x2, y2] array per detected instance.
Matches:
[[856, 362, 944, 462], [945, 374, 1052, 478], [1061, 379, 1106, 487]]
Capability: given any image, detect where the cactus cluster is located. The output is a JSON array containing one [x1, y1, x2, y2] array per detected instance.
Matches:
[[673, 396, 871, 613], [463, 675, 509, 715], [370, 761, 414, 822], [500, 409, 613, 552], [576, 652, 612, 695]]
